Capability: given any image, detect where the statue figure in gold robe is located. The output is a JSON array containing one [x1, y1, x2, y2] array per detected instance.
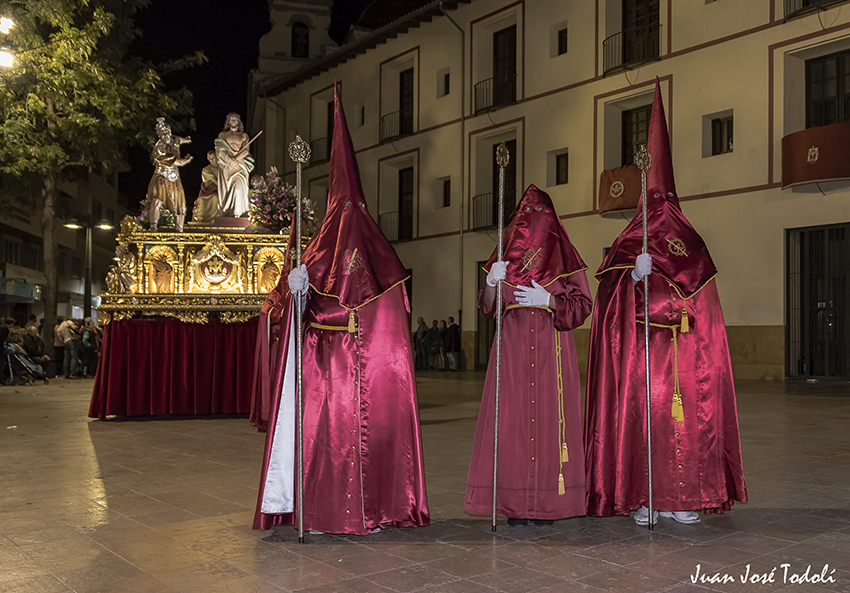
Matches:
[[191, 150, 221, 223], [146, 117, 192, 232]]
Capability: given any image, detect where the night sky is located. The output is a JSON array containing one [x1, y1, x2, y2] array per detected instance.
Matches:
[[119, 0, 271, 211]]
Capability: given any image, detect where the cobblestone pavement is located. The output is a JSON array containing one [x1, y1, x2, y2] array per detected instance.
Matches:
[[1, 373, 849, 592]]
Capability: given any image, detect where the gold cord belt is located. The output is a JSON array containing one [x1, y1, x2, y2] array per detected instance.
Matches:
[[637, 309, 689, 423], [504, 304, 552, 313], [555, 331, 568, 495], [309, 311, 357, 333]]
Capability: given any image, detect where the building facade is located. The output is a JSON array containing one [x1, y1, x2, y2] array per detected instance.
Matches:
[[250, 0, 850, 381], [0, 161, 130, 326]]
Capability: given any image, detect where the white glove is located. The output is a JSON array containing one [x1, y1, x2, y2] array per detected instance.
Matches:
[[288, 264, 309, 293], [515, 280, 551, 308], [631, 253, 653, 282], [486, 261, 508, 287]]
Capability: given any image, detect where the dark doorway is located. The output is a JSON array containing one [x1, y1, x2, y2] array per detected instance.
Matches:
[[622, 104, 652, 166], [398, 167, 414, 241], [622, 0, 660, 65], [399, 67, 414, 135], [492, 25, 517, 107], [326, 100, 335, 150], [787, 223, 850, 379]]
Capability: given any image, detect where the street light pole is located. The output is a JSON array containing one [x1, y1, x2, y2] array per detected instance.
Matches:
[[84, 225, 92, 319]]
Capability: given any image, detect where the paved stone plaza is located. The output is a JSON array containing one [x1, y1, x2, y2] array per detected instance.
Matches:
[[1, 373, 849, 592]]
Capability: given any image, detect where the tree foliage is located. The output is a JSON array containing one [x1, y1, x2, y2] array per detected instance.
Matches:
[[0, 0, 204, 343], [0, 0, 203, 181]]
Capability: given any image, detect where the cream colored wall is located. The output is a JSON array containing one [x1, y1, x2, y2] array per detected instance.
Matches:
[[259, 0, 850, 374]]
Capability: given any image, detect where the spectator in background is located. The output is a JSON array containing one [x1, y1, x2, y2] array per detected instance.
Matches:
[[414, 316, 428, 370], [445, 316, 461, 371], [58, 318, 81, 379], [24, 315, 37, 332], [426, 320, 440, 370], [0, 319, 9, 384], [23, 325, 51, 375], [81, 317, 99, 378], [53, 316, 65, 378], [437, 320, 448, 371]]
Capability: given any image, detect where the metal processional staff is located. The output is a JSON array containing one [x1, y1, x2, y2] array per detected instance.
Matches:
[[289, 135, 311, 543], [635, 144, 654, 531], [492, 141, 509, 531]]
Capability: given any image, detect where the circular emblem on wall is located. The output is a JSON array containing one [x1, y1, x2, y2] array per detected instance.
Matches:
[[666, 238, 688, 257], [5, 280, 15, 295], [610, 181, 625, 199]]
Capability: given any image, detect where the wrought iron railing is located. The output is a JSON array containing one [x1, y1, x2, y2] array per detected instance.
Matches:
[[380, 109, 414, 142], [310, 137, 329, 164], [784, 0, 848, 20], [602, 24, 661, 77], [473, 74, 517, 114], [378, 210, 414, 242], [471, 190, 516, 230]]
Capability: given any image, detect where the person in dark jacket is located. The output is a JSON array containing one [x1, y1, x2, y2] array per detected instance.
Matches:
[[23, 325, 51, 375], [445, 316, 461, 371]]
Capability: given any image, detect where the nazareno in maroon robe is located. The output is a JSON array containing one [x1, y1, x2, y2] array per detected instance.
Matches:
[[249, 231, 297, 432], [583, 79, 747, 517], [466, 184, 592, 520], [253, 83, 429, 535]]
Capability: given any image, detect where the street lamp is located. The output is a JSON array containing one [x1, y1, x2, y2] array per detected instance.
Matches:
[[64, 216, 114, 319], [0, 16, 13, 68]]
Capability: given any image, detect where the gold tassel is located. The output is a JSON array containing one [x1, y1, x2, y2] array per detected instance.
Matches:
[[558, 472, 565, 496], [560, 443, 569, 463], [681, 309, 689, 334], [348, 311, 356, 333], [672, 392, 684, 423]]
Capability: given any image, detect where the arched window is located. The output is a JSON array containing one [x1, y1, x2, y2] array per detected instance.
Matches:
[[292, 22, 309, 58]]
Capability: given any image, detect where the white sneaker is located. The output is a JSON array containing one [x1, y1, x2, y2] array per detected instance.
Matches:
[[659, 510, 700, 524], [634, 506, 658, 525]]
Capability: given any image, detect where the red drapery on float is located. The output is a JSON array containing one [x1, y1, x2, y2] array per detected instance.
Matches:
[[89, 317, 258, 419]]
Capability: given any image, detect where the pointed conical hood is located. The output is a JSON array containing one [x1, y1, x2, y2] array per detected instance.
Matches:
[[598, 78, 716, 298], [645, 78, 677, 206], [303, 83, 408, 309], [483, 184, 586, 286]]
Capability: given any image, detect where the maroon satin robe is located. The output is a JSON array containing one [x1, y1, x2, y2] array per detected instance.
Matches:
[[584, 78, 746, 517], [584, 270, 747, 516], [254, 82, 429, 534], [466, 272, 592, 520]]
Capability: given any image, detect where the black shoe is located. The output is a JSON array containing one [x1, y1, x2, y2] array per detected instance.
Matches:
[[506, 518, 528, 527], [530, 519, 554, 526]]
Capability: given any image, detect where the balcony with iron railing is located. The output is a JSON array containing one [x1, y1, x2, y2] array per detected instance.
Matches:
[[380, 109, 414, 143], [474, 74, 517, 114], [784, 0, 849, 21], [471, 190, 517, 230], [378, 210, 414, 242], [310, 137, 330, 164], [602, 24, 661, 77]]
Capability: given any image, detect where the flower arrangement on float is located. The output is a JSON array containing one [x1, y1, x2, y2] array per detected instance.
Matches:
[[137, 201, 175, 230], [248, 167, 318, 234]]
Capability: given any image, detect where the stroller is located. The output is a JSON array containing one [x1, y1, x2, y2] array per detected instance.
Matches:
[[5, 343, 49, 386]]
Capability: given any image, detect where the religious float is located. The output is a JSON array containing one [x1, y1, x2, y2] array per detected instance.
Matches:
[[89, 114, 314, 420]]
